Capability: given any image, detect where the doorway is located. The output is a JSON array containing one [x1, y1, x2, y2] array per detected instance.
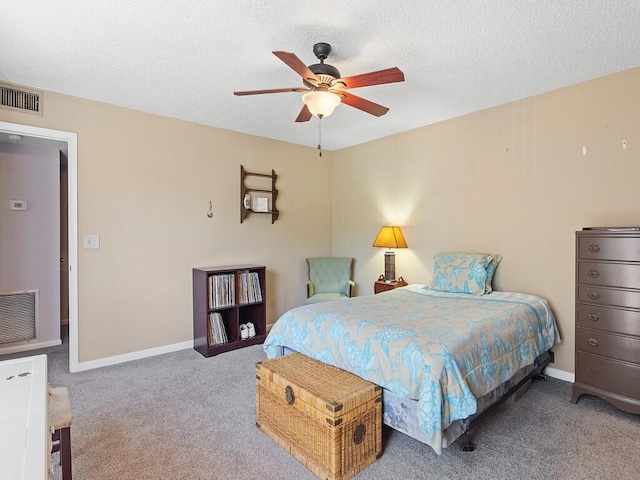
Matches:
[[0, 121, 79, 372]]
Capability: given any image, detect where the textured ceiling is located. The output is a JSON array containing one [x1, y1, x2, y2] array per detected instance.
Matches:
[[2, 1, 640, 151]]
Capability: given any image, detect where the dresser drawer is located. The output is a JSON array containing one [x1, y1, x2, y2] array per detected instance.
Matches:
[[576, 352, 640, 399], [577, 285, 640, 309], [576, 328, 640, 364], [577, 304, 640, 337], [578, 235, 640, 261], [578, 261, 640, 289]]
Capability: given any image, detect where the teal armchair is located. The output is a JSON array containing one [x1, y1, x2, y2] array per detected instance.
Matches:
[[306, 257, 355, 304]]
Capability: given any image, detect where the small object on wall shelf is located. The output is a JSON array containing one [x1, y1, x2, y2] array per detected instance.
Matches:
[[374, 275, 407, 294], [252, 196, 269, 212], [241, 165, 279, 224], [193, 265, 266, 357]]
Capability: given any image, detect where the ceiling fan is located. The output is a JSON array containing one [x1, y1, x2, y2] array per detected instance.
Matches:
[[234, 42, 405, 122]]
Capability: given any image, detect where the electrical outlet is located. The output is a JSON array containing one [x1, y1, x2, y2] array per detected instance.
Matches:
[[84, 234, 100, 249]]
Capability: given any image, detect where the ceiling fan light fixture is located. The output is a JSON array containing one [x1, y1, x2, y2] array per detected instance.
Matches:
[[302, 91, 341, 118]]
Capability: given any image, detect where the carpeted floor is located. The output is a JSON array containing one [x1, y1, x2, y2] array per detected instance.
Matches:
[[3, 334, 639, 480]]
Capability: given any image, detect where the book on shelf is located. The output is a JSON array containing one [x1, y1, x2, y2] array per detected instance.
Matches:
[[208, 273, 236, 309], [238, 271, 262, 304], [208, 312, 228, 346]]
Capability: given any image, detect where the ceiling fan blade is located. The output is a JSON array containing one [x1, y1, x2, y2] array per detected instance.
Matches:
[[273, 51, 319, 84], [295, 105, 312, 123], [234, 87, 306, 96], [339, 92, 390, 117], [336, 67, 405, 89]]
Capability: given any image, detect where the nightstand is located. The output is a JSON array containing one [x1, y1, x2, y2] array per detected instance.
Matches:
[[374, 275, 408, 294]]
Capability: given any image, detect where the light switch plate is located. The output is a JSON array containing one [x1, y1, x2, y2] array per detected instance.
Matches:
[[84, 234, 100, 249]]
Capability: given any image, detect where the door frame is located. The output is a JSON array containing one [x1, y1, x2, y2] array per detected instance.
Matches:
[[0, 121, 79, 372]]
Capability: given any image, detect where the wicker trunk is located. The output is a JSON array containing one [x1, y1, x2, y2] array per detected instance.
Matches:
[[256, 353, 382, 480]]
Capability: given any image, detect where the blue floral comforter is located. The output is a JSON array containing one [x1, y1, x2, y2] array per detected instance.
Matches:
[[263, 285, 560, 454]]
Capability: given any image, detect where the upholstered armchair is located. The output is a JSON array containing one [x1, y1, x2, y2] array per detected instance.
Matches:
[[305, 257, 355, 304]]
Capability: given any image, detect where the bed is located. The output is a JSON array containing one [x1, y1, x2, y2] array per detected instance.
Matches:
[[263, 279, 561, 455]]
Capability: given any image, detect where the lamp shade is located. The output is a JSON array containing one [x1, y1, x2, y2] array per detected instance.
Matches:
[[372, 226, 408, 249], [302, 91, 341, 118]]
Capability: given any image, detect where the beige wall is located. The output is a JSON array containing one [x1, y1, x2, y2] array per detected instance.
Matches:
[[0, 92, 333, 362], [2, 66, 639, 372], [333, 66, 640, 374]]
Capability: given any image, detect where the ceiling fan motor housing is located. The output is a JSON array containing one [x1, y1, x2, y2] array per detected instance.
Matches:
[[305, 63, 341, 88], [304, 42, 342, 88]]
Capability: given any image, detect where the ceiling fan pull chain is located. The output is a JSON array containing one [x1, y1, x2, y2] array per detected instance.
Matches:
[[317, 115, 323, 157]]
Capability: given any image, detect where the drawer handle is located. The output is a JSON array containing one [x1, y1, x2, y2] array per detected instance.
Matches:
[[587, 291, 600, 300], [587, 338, 599, 347], [284, 385, 295, 405], [588, 269, 600, 278], [587, 313, 599, 321], [588, 244, 601, 253]]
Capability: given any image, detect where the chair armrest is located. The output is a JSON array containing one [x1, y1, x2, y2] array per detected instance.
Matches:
[[307, 281, 314, 298], [347, 280, 355, 297]]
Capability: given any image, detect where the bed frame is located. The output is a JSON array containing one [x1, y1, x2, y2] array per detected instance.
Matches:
[[459, 350, 554, 451]]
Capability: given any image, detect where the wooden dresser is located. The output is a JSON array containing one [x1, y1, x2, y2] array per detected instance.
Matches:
[[571, 228, 640, 413]]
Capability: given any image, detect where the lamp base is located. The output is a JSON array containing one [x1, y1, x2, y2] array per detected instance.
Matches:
[[384, 251, 396, 282]]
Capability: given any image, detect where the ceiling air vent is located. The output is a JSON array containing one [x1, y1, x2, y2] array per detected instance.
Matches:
[[0, 82, 43, 115]]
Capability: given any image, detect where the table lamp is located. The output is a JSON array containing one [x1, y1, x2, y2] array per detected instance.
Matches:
[[372, 226, 408, 281]]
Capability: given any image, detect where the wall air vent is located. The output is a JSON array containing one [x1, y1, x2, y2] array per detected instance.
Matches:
[[0, 290, 38, 345], [0, 82, 43, 115]]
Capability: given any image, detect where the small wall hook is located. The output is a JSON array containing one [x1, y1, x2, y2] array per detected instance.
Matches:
[[207, 201, 213, 218]]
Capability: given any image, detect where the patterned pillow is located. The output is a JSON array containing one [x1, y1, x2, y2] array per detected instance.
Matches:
[[484, 253, 502, 293], [431, 252, 492, 295]]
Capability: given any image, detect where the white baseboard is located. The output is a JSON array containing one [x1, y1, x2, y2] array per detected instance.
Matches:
[[0, 339, 62, 355], [77, 340, 193, 372], [544, 366, 574, 383]]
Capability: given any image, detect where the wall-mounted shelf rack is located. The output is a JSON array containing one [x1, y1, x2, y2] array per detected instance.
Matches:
[[241, 165, 279, 224]]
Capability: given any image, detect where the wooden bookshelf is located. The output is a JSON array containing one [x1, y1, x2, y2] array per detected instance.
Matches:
[[193, 265, 266, 357]]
